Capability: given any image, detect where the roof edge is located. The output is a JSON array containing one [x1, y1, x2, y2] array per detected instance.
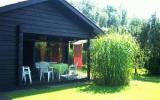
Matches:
[[57, 0, 104, 34]]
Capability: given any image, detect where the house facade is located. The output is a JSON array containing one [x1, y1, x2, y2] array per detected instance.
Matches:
[[0, 0, 103, 90]]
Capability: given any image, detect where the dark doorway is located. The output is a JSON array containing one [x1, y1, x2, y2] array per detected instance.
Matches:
[[23, 40, 34, 67]]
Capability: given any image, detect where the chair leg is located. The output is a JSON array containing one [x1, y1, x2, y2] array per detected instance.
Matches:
[[59, 73, 61, 80], [48, 73, 50, 82], [52, 72, 54, 80], [22, 73, 24, 81], [39, 72, 40, 81], [40, 73, 42, 81], [22, 74, 24, 81], [29, 72, 32, 84], [24, 75, 26, 85]]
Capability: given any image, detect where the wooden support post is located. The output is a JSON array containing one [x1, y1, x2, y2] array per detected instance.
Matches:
[[17, 25, 23, 86], [87, 39, 91, 80], [61, 41, 68, 63]]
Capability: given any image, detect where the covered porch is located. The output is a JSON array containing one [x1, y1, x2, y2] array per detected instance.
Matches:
[[18, 30, 91, 86]]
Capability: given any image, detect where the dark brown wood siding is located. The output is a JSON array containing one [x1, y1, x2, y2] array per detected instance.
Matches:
[[0, 20, 18, 89], [0, 2, 91, 38]]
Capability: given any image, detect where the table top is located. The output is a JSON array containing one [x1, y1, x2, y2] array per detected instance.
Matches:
[[49, 63, 68, 74], [35, 62, 69, 74]]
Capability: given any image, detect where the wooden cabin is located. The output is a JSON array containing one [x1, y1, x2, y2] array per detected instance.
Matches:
[[0, 0, 103, 90]]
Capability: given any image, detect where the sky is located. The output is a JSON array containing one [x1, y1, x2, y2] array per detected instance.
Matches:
[[89, 0, 160, 19], [67, 0, 160, 19], [0, 0, 27, 7], [0, 0, 160, 19]]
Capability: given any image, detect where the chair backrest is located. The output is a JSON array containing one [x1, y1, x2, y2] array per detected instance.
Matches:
[[69, 62, 78, 70], [69, 64, 77, 75], [35, 62, 40, 68], [75, 62, 78, 69], [69, 64, 76, 70], [39, 62, 50, 73], [49, 62, 57, 64], [22, 66, 31, 73]]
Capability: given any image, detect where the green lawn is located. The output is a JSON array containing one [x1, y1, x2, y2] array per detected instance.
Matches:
[[3, 76, 160, 100]]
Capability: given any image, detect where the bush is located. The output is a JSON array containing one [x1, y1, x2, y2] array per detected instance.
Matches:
[[91, 34, 140, 86], [82, 50, 87, 65], [146, 57, 160, 75]]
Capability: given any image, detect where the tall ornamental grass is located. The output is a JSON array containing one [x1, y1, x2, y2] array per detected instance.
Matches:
[[91, 34, 140, 86]]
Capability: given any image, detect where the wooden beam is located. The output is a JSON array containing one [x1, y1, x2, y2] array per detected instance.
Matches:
[[87, 39, 91, 80]]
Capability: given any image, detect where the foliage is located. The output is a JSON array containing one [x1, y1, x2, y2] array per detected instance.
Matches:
[[120, 8, 128, 26], [67, 0, 160, 75], [69, 0, 107, 27], [68, 48, 74, 64], [82, 50, 87, 64], [104, 6, 127, 29], [105, 26, 129, 35], [67, 0, 127, 29], [105, 5, 120, 28], [128, 17, 143, 40], [139, 14, 160, 74], [91, 34, 140, 86]]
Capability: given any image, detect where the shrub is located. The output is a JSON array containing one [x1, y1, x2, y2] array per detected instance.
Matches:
[[91, 34, 140, 86], [146, 57, 160, 75], [82, 50, 87, 65]]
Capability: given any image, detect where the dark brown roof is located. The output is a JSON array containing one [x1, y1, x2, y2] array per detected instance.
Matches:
[[0, 0, 104, 34]]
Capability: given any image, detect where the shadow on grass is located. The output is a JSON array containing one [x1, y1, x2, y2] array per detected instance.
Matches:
[[5, 82, 127, 99], [5, 76, 160, 99], [5, 83, 85, 99], [133, 75, 160, 83], [79, 83, 127, 94], [80, 76, 160, 94]]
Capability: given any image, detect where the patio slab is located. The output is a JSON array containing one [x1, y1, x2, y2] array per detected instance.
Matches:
[[0, 95, 11, 100]]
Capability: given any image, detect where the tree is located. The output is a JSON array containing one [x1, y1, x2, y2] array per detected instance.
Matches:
[[67, 0, 129, 30], [105, 5, 120, 29], [129, 17, 143, 41], [120, 9, 127, 26], [78, 0, 94, 21], [98, 12, 108, 28], [139, 13, 160, 74]]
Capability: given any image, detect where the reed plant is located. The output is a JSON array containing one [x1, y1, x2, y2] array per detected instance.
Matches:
[[91, 34, 140, 86]]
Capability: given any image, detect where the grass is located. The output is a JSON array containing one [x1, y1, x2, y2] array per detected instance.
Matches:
[[2, 76, 160, 100]]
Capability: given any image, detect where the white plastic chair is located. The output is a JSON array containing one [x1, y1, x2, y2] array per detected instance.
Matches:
[[68, 64, 77, 75], [22, 66, 32, 84], [35, 62, 40, 69], [60, 63, 78, 80], [39, 62, 54, 82]]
